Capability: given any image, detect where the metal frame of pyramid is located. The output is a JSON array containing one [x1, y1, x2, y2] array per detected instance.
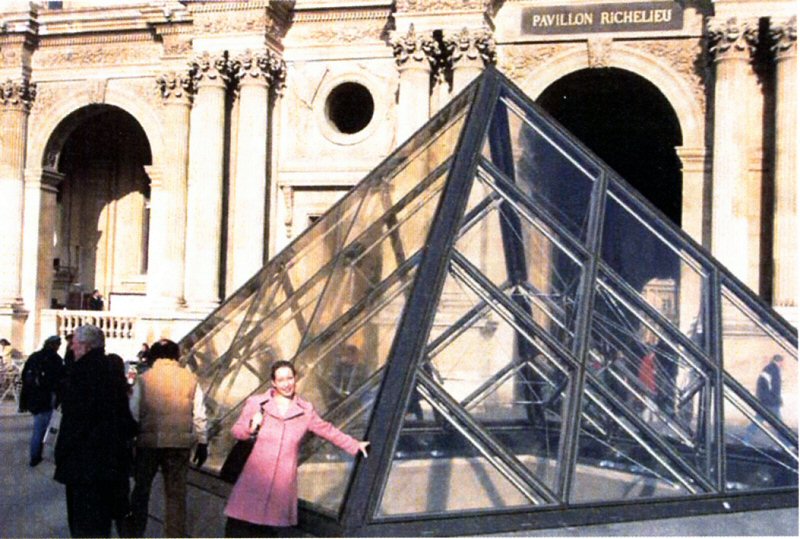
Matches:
[[181, 68, 797, 536]]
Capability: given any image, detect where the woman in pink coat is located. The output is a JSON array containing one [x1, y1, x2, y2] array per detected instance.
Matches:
[[223, 360, 369, 537]]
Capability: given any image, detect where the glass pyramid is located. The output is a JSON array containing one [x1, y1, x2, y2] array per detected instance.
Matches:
[[181, 68, 797, 536]]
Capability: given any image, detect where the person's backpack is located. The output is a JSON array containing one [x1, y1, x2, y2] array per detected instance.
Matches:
[[22, 356, 45, 390]]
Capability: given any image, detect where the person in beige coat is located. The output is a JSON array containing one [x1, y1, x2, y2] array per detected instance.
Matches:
[[125, 339, 208, 537]]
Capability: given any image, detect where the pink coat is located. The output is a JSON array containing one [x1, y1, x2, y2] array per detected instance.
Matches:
[[223, 389, 360, 526]]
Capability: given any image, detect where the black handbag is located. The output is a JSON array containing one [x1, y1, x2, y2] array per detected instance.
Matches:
[[219, 437, 255, 483]]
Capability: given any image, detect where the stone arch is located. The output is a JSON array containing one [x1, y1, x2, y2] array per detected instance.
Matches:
[[520, 44, 703, 148], [29, 81, 164, 175]]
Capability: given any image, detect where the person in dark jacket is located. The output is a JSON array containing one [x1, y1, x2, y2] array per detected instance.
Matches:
[[756, 354, 783, 416], [743, 354, 785, 445], [54, 325, 137, 538], [19, 335, 65, 467]]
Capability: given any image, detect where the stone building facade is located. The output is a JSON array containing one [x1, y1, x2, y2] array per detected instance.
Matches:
[[0, 0, 795, 358]]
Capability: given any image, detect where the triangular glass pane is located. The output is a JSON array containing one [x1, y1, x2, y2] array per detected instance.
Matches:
[[455, 175, 585, 349], [571, 380, 694, 503], [301, 168, 447, 345], [295, 261, 418, 418], [426, 270, 571, 495], [721, 287, 798, 436], [376, 383, 540, 517], [486, 92, 601, 243], [723, 388, 798, 492], [589, 278, 718, 482], [601, 184, 711, 346]]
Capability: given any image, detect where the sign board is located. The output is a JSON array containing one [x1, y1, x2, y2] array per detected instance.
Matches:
[[522, 2, 683, 35]]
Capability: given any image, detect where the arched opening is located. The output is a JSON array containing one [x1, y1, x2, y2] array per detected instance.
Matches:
[[49, 105, 152, 310], [537, 68, 683, 225]]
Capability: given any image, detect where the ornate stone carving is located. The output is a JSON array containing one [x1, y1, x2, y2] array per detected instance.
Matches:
[[162, 34, 193, 57], [396, 0, 491, 13], [233, 49, 287, 93], [639, 38, 708, 113], [443, 27, 497, 68], [35, 44, 157, 67], [391, 24, 438, 69], [587, 37, 613, 69], [189, 51, 234, 87], [707, 17, 758, 61], [281, 185, 294, 239], [156, 71, 195, 104], [498, 44, 564, 82], [307, 26, 385, 43], [1, 78, 36, 111], [770, 16, 797, 59]]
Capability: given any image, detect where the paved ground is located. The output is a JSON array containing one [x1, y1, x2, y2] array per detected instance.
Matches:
[[2, 400, 798, 537]]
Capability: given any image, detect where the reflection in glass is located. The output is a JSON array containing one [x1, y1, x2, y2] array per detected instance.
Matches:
[[721, 288, 798, 436], [571, 379, 694, 503], [493, 96, 600, 242], [601, 185, 709, 345], [378, 385, 538, 516], [723, 388, 798, 492]]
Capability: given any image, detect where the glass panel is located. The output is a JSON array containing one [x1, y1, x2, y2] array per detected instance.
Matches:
[[588, 281, 717, 481], [601, 186, 710, 345], [455, 179, 584, 348], [377, 385, 537, 517], [182, 280, 261, 374], [296, 377, 378, 515], [296, 262, 418, 418], [426, 272, 571, 495], [721, 288, 798, 437], [723, 388, 798, 492], [571, 380, 694, 503], [493, 95, 600, 242], [302, 170, 447, 345]]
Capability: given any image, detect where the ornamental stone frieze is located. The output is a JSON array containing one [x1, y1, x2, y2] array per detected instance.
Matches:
[[770, 16, 797, 60], [392, 24, 439, 69], [1, 78, 36, 112], [233, 49, 287, 92], [639, 38, 708, 113], [498, 44, 567, 82], [189, 51, 234, 87], [443, 27, 497, 69], [156, 71, 195, 105], [396, 0, 492, 14], [707, 17, 759, 62], [35, 42, 159, 67]]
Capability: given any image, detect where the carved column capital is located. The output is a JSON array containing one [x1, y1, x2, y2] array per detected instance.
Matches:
[[189, 51, 234, 88], [770, 16, 797, 60], [156, 71, 195, 105], [1, 78, 36, 112], [391, 24, 438, 71], [233, 49, 287, 93], [707, 17, 758, 62], [444, 27, 497, 69]]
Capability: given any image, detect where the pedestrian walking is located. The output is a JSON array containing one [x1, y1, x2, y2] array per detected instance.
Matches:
[[19, 335, 65, 467], [53, 325, 137, 538], [126, 338, 208, 538]]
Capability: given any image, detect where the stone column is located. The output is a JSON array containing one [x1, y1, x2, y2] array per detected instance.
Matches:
[[20, 168, 62, 354], [392, 25, 437, 143], [707, 18, 759, 289], [444, 27, 496, 95], [149, 71, 194, 310], [770, 16, 797, 312], [229, 50, 285, 291], [184, 52, 231, 312], [0, 78, 35, 352]]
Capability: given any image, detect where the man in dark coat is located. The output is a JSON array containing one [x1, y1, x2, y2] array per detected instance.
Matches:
[[19, 335, 65, 466], [54, 325, 137, 538], [756, 354, 784, 418]]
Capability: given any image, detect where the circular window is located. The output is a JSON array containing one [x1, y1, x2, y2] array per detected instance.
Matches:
[[325, 82, 375, 135]]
